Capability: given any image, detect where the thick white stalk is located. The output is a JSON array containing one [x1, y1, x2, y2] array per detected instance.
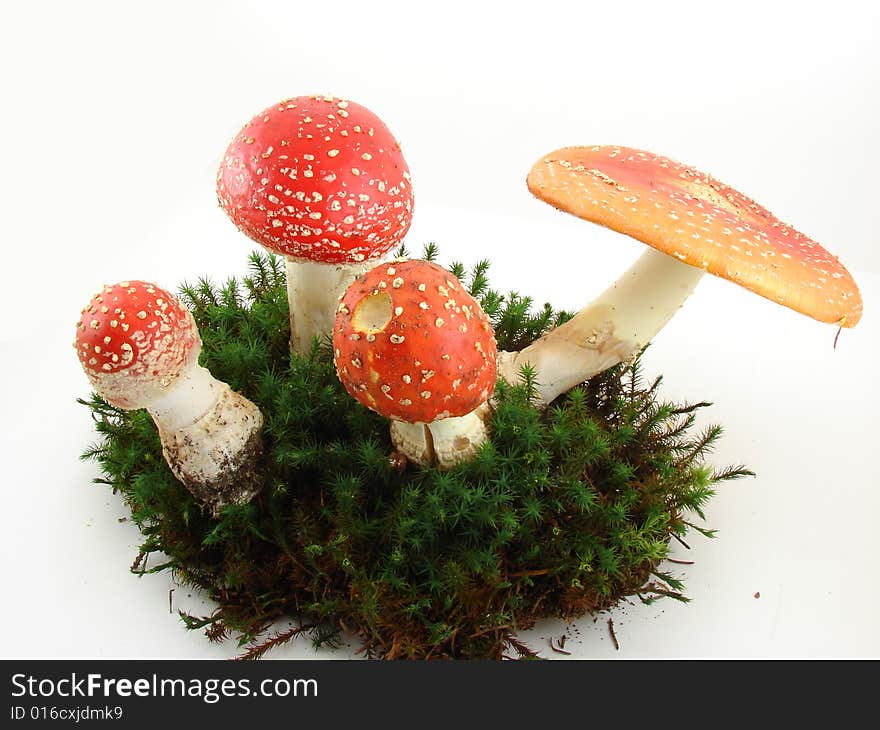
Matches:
[[146, 350, 264, 515], [390, 403, 490, 470], [286, 257, 384, 352], [147, 354, 222, 431], [498, 249, 705, 405]]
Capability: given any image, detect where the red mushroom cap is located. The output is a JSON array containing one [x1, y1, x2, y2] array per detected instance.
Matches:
[[217, 95, 414, 265], [333, 260, 497, 423], [527, 146, 863, 327], [74, 281, 199, 408]]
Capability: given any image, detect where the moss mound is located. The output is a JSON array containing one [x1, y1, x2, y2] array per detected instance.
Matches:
[[80, 248, 750, 659]]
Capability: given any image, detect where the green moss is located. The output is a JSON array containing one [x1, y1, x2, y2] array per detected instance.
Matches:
[[79, 248, 751, 659]]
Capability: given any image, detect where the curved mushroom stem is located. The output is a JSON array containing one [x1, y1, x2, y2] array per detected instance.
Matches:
[[286, 257, 385, 353], [146, 349, 264, 516], [390, 403, 491, 470], [497, 248, 705, 406]]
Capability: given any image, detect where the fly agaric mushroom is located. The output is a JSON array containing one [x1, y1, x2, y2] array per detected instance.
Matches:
[[75, 281, 264, 515], [497, 145, 863, 405], [333, 259, 497, 469], [217, 95, 414, 352]]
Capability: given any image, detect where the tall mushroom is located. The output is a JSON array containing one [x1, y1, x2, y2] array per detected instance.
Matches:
[[75, 281, 264, 515], [217, 94, 414, 352], [498, 145, 863, 405], [333, 260, 497, 469]]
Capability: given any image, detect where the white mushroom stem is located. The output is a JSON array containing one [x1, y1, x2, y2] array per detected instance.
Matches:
[[497, 248, 705, 406], [146, 358, 224, 431], [286, 257, 384, 352], [145, 349, 264, 515], [390, 403, 491, 470]]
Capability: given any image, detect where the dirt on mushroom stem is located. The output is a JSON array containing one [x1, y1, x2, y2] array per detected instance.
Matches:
[[163, 425, 265, 518], [156, 383, 265, 516]]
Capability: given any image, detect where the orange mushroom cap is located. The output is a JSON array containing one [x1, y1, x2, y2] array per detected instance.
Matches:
[[333, 260, 497, 423], [527, 146, 862, 327]]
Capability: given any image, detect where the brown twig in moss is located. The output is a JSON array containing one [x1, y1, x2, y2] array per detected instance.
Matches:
[[236, 623, 318, 661], [607, 618, 620, 651]]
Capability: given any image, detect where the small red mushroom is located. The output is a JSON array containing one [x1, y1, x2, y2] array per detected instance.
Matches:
[[75, 281, 198, 407], [75, 281, 264, 514], [333, 260, 497, 468], [497, 145, 864, 405], [217, 94, 414, 351]]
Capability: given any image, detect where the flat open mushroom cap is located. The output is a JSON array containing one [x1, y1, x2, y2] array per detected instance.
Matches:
[[527, 146, 862, 327]]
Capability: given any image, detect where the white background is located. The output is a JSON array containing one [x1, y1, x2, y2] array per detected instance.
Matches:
[[1, 0, 878, 659]]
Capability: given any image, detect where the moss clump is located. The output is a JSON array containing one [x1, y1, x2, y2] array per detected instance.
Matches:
[[80, 247, 751, 659]]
